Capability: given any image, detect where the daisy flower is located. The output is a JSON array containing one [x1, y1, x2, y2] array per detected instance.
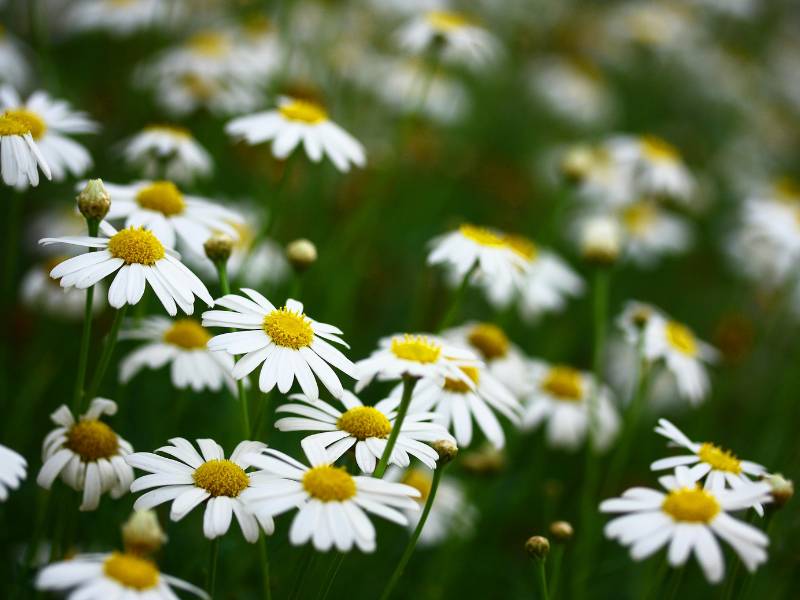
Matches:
[[0, 97, 50, 187], [0, 443, 26, 501], [126, 438, 273, 543], [119, 316, 236, 393], [146, 72, 262, 118], [66, 0, 172, 36], [274, 391, 454, 473], [20, 255, 106, 319], [396, 11, 501, 70], [568, 142, 637, 208], [100, 180, 243, 256], [522, 362, 620, 451], [37, 398, 134, 511], [615, 135, 695, 203], [600, 465, 772, 583], [37, 552, 208, 599], [121, 125, 212, 184], [652, 419, 767, 514], [619, 200, 692, 267], [242, 442, 421, 552], [203, 291, 357, 400], [0, 24, 31, 89], [225, 96, 366, 173], [39, 222, 214, 316]]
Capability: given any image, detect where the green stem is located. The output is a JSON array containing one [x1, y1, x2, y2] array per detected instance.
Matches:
[[258, 535, 272, 600], [379, 467, 444, 600], [437, 262, 477, 332], [206, 538, 219, 597], [318, 553, 345, 600], [289, 545, 315, 600], [548, 545, 564, 598], [86, 305, 129, 401], [664, 566, 685, 600], [72, 219, 99, 413], [535, 559, 549, 600], [373, 376, 417, 478], [3, 191, 23, 305]]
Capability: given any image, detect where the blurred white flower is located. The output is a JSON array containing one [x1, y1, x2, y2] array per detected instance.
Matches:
[[0, 444, 26, 502], [65, 0, 174, 36], [21, 255, 106, 319], [0, 25, 31, 89], [121, 125, 212, 184]]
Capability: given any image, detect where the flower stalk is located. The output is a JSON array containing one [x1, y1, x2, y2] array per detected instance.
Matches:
[[373, 375, 418, 478]]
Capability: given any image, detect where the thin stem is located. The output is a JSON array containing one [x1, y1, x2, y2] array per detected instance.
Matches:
[[548, 545, 564, 598], [289, 545, 314, 600], [535, 559, 549, 600], [86, 305, 129, 400], [373, 376, 417, 478], [258, 535, 272, 600], [318, 553, 345, 600], [437, 262, 477, 332], [206, 538, 219, 597], [379, 467, 444, 600], [72, 219, 99, 413], [3, 191, 23, 305]]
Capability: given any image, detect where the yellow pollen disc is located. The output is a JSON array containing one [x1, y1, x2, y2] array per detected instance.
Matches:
[[66, 420, 119, 461], [0, 109, 47, 139], [302, 465, 356, 502], [459, 224, 506, 248], [623, 202, 657, 235], [136, 181, 186, 216], [426, 10, 471, 31], [402, 468, 432, 503], [163, 319, 211, 349], [144, 124, 191, 139], [181, 74, 216, 99], [662, 487, 720, 523], [188, 31, 229, 56], [103, 553, 159, 590], [263, 307, 314, 349], [337, 407, 392, 440], [698, 443, 742, 474], [444, 366, 480, 393], [390, 334, 442, 364], [541, 366, 584, 401], [108, 227, 166, 265], [467, 323, 509, 360], [193, 459, 249, 497], [504, 234, 538, 261], [630, 307, 652, 328], [279, 99, 328, 124], [641, 135, 679, 162], [665, 321, 697, 356]]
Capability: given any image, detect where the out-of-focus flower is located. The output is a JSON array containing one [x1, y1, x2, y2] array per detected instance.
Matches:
[[614, 135, 695, 203], [618, 200, 692, 267], [121, 510, 167, 556], [580, 214, 622, 265], [146, 71, 263, 117], [690, 0, 758, 18], [20, 255, 106, 318], [0, 444, 26, 501], [0, 24, 31, 89], [121, 125, 212, 184], [65, 0, 174, 36]]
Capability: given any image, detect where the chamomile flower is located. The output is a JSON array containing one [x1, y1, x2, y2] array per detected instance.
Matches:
[[37, 552, 208, 599], [37, 398, 134, 511], [615, 135, 695, 203], [122, 125, 212, 184], [143, 70, 262, 117], [241, 442, 421, 552], [619, 200, 692, 266], [39, 222, 214, 316], [203, 292, 357, 400], [119, 316, 236, 393], [126, 438, 273, 543], [274, 391, 454, 473], [0, 99, 51, 187], [100, 180, 243, 256], [0, 25, 31, 89], [66, 0, 172, 36], [600, 466, 772, 583], [0, 444, 26, 501], [652, 419, 767, 514], [522, 363, 620, 451], [396, 11, 501, 70], [568, 142, 637, 208], [20, 255, 106, 319], [0, 85, 96, 184], [226, 96, 366, 173]]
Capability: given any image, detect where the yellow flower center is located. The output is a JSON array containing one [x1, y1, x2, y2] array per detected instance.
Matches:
[[401, 468, 432, 503], [163, 319, 212, 349], [459, 224, 506, 248], [0, 108, 47, 139], [665, 321, 697, 356], [467, 323, 509, 360], [504, 234, 538, 261], [662, 487, 721, 523], [426, 10, 472, 32], [630, 307, 652, 328], [66, 420, 119, 461], [337, 406, 392, 440], [390, 334, 442, 363], [144, 124, 191, 139], [541, 366, 584, 401], [263, 307, 314, 349], [444, 366, 480, 393], [279, 99, 328, 124], [698, 442, 742, 474], [622, 201, 657, 235], [641, 135, 679, 162], [135, 181, 186, 216], [181, 74, 216, 99], [193, 459, 249, 497], [108, 227, 166, 265], [188, 31, 230, 57], [302, 465, 356, 502], [103, 553, 159, 590]]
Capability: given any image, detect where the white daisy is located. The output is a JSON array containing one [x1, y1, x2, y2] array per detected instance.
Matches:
[[66, 0, 172, 36], [126, 438, 273, 543], [0, 99, 51, 187], [203, 291, 357, 400], [522, 362, 620, 451], [600, 465, 772, 584], [242, 442, 421, 552], [119, 316, 236, 393], [36, 398, 134, 511], [274, 391, 454, 473], [100, 180, 243, 256], [0, 24, 31, 89], [569, 142, 637, 208], [225, 96, 366, 173], [652, 419, 767, 515], [614, 135, 695, 203], [39, 222, 214, 316], [619, 200, 692, 267], [37, 552, 208, 599], [121, 125, 212, 184], [145, 72, 262, 118], [0, 443, 26, 501], [20, 255, 106, 319], [0, 85, 96, 185]]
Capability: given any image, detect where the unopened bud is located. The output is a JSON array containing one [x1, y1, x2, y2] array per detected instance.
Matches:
[[764, 473, 793, 508], [286, 238, 317, 271], [77, 179, 110, 221], [122, 510, 167, 556], [204, 233, 234, 263], [581, 215, 621, 266], [525, 535, 550, 560], [432, 439, 458, 466], [549, 521, 574, 543]]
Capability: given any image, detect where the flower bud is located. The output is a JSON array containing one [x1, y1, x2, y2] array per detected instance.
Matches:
[[581, 215, 621, 266], [549, 521, 574, 543], [525, 535, 550, 560], [560, 145, 595, 183], [286, 238, 317, 271], [77, 179, 110, 221], [432, 440, 458, 466], [122, 510, 167, 556], [204, 233, 234, 264], [764, 473, 793, 508]]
